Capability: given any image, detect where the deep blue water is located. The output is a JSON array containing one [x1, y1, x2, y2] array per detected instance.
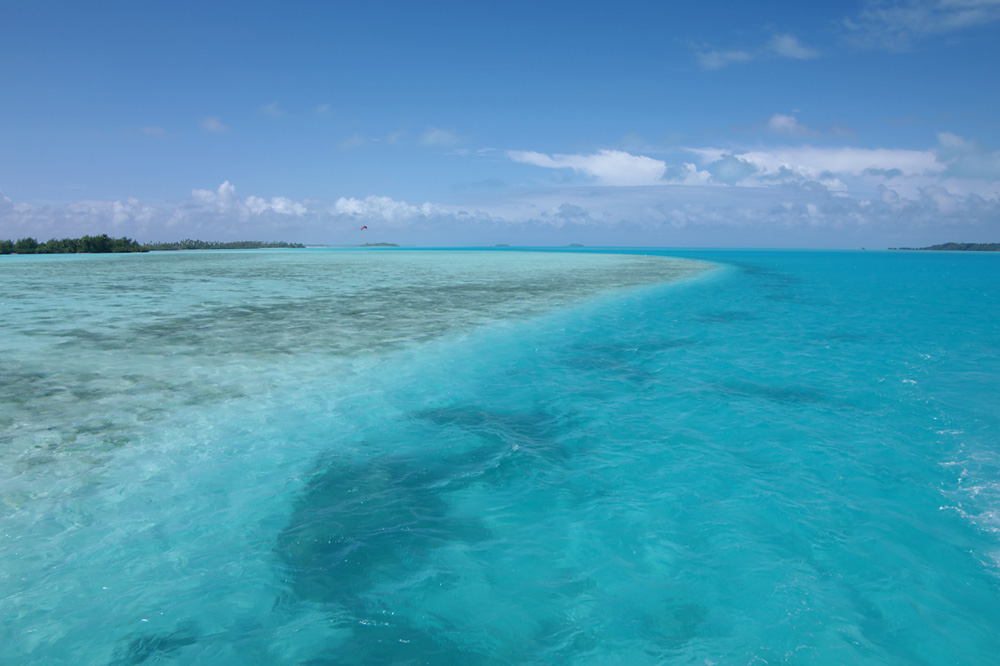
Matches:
[[1, 248, 999, 664]]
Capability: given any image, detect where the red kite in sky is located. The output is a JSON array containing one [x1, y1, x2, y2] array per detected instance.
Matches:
[[361, 226, 368, 230]]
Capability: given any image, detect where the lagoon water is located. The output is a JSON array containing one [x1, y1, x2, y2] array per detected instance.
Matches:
[[2, 247, 999, 665]]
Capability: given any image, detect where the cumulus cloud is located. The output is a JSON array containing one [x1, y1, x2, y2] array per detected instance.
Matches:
[[508, 149, 668, 186], [200, 117, 230, 133], [4, 128, 1000, 248], [0, 180, 472, 244], [499, 137, 999, 239], [110, 197, 156, 226], [676, 143, 977, 204], [704, 155, 759, 185], [246, 195, 307, 216], [331, 195, 445, 224], [2, 176, 997, 248], [936, 131, 1000, 179], [477, 176, 1000, 247], [192, 181, 242, 213], [692, 145, 942, 182], [767, 114, 808, 137], [844, 0, 1000, 49], [662, 162, 715, 186]]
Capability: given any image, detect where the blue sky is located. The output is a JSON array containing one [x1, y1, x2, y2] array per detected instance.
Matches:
[[2, 0, 999, 248]]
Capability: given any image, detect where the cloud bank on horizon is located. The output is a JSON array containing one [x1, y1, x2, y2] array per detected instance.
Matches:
[[1, 1, 999, 248]]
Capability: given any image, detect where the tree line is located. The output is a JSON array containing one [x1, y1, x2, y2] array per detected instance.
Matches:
[[890, 242, 1000, 251], [0, 235, 146, 254], [0, 236, 306, 254], [142, 239, 305, 250]]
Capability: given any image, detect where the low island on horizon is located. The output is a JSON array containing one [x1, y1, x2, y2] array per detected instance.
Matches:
[[889, 242, 1000, 251], [0, 236, 306, 254], [4, 235, 1000, 255]]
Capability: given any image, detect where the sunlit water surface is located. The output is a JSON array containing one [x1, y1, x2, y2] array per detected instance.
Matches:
[[1, 248, 999, 665]]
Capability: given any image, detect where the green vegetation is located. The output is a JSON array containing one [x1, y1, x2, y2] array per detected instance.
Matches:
[[0, 235, 146, 254], [0, 236, 306, 254], [890, 242, 1000, 251], [143, 239, 305, 251]]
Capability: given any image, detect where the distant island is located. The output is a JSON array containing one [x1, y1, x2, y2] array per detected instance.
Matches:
[[359, 242, 399, 247], [0, 235, 305, 254], [1, 235, 146, 254], [143, 239, 305, 251], [890, 242, 1000, 251]]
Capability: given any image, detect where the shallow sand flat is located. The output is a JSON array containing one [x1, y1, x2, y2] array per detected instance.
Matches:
[[0, 250, 710, 358], [0, 248, 711, 474]]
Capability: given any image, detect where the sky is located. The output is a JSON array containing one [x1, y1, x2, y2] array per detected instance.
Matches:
[[2, 0, 999, 248]]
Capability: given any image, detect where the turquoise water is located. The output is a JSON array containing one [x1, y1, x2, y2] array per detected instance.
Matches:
[[2, 248, 999, 664]]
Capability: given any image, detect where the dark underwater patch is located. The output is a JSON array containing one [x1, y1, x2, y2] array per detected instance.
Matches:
[[275, 406, 573, 608], [110, 622, 198, 665], [719, 380, 829, 405], [275, 451, 490, 605]]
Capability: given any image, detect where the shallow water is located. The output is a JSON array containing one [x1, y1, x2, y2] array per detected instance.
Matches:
[[1, 248, 998, 664]]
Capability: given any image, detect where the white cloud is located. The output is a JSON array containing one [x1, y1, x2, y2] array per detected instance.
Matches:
[[936, 131, 1000, 179], [200, 117, 230, 133], [503, 137, 999, 214], [508, 149, 667, 186], [4, 129, 1000, 248], [662, 162, 715, 186], [192, 181, 242, 213], [692, 145, 942, 182], [187, 182, 309, 220], [137, 126, 166, 137], [110, 197, 156, 226], [331, 195, 444, 224], [676, 137, 1000, 204], [467, 176, 1000, 247], [844, 0, 1000, 49], [702, 155, 758, 185], [246, 195, 307, 216], [2, 178, 997, 248], [768, 34, 820, 59], [921, 184, 959, 213], [767, 114, 811, 137]]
